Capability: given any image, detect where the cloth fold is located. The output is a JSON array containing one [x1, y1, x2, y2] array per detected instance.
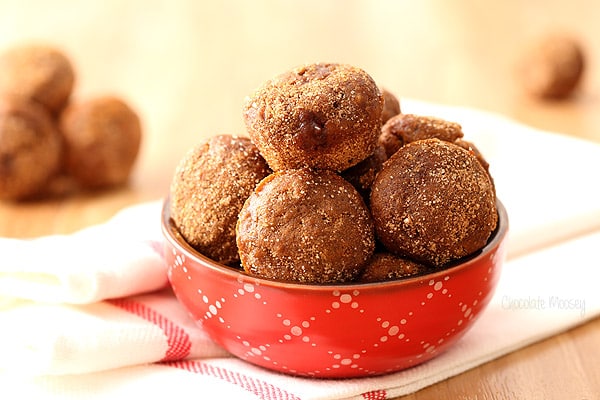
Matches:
[[2, 100, 600, 399], [0, 201, 167, 304], [0, 288, 229, 376]]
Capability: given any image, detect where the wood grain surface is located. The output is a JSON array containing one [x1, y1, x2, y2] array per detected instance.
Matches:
[[1, 1, 599, 398]]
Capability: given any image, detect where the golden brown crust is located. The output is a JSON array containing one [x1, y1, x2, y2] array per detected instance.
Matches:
[[381, 113, 464, 145], [359, 252, 430, 283], [243, 63, 383, 171], [0, 97, 62, 200], [60, 96, 142, 189], [370, 139, 497, 267], [236, 168, 375, 283], [0, 43, 75, 114], [170, 135, 271, 267]]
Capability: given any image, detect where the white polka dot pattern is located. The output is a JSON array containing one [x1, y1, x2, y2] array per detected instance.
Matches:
[[167, 242, 505, 378]]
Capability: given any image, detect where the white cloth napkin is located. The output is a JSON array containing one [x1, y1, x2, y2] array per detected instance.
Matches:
[[1, 230, 598, 399], [2, 100, 600, 399], [0, 287, 229, 376], [0, 201, 167, 304]]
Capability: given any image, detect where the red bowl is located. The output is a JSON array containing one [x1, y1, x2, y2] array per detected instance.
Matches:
[[162, 199, 508, 378]]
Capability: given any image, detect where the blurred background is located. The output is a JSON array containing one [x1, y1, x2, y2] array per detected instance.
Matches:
[[1, 0, 598, 199]]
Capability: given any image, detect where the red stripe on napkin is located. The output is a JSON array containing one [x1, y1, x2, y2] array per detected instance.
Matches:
[[165, 360, 301, 400], [108, 298, 191, 361], [362, 389, 388, 399]]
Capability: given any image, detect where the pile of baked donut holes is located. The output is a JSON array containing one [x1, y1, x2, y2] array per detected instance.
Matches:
[[170, 63, 498, 285], [0, 43, 142, 201]]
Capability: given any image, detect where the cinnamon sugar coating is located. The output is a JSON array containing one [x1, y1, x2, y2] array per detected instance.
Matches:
[[236, 169, 375, 283], [382, 114, 464, 145], [359, 252, 430, 283], [380, 113, 492, 184], [0, 43, 75, 114], [60, 96, 142, 189], [341, 144, 387, 198], [378, 128, 404, 158], [170, 135, 271, 267], [370, 139, 497, 267], [0, 97, 62, 200], [454, 138, 490, 174], [243, 63, 383, 172]]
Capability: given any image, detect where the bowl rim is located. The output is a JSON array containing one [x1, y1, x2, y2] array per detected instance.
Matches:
[[162, 197, 508, 292]]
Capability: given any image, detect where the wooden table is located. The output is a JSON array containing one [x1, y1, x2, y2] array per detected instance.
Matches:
[[1, 1, 599, 397]]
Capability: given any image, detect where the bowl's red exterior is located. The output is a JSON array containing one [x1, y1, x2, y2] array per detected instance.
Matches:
[[163, 200, 508, 378]]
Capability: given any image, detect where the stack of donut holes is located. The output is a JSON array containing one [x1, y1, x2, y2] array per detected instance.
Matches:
[[0, 42, 142, 201], [170, 62, 498, 285]]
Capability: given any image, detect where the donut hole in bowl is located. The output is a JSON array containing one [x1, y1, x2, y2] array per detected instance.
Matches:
[[162, 198, 508, 378]]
